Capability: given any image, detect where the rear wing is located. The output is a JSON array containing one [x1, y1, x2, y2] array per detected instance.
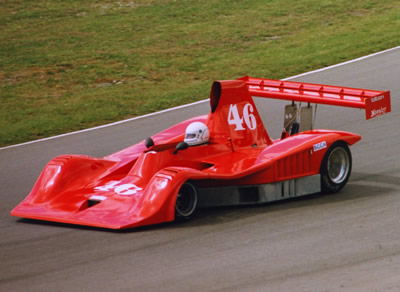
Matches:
[[241, 76, 391, 120]]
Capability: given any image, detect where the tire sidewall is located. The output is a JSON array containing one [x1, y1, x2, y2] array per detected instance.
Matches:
[[320, 142, 352, 193], [175, 182, 198, 220]]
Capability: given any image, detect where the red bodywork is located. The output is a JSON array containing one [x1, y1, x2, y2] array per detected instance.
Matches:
[[11, 77, 391, 229]]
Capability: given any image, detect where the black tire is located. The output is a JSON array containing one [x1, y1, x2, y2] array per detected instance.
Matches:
[[320, 142, 352, 193], [175, 182, 198, 220]]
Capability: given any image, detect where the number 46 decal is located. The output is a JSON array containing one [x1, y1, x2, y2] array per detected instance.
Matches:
[[228, 103, 257, 131], [94, 181, 142, 196]]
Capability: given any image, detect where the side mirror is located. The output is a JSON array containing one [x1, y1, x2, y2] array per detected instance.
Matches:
[[173, 142, 189, 154], [145, 137, 154, 148]]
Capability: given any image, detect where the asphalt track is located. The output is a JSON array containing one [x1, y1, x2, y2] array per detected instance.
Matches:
[[1, 47, 399, 291]]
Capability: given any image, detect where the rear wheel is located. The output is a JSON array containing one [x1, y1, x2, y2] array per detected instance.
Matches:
[[175, 182, 198, 220], [320, 142, 352, 193]]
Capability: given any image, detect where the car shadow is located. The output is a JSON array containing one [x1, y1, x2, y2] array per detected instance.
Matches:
[[173, 171, 398, 229]]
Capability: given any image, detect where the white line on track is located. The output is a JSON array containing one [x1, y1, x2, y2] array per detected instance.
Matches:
[[2, 45, 399, 151]]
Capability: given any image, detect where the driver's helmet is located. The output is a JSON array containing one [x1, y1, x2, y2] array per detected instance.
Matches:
[[184, 122, 209, 146]]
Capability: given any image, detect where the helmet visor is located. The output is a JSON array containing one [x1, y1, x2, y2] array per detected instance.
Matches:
[[185, 133, 196, 139]]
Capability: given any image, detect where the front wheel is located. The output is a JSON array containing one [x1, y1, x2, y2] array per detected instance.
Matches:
[[320, 142, 352, 193], [175, 182, 198, 220]]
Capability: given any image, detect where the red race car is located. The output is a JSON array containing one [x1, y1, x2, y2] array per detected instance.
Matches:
[[11, 76, 391, 229]]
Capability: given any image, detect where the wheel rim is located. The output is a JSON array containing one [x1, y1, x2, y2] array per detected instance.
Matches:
[[327, 147, 350, 184], [176, 183, 197, 217]]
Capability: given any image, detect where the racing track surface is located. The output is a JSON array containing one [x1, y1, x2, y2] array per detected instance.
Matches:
[[1, 47, 399, 291]]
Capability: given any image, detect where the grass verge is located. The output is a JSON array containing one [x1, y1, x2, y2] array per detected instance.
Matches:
[[1, 0, 399, 146]]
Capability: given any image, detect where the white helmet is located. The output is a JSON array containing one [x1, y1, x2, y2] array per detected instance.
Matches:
[[184, 122, 209, 146]]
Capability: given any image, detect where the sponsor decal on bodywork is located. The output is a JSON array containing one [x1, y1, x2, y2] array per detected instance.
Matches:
[[370, 107, 387, 118], [313, 141, 327, 152], [371, 95, 384, 103]]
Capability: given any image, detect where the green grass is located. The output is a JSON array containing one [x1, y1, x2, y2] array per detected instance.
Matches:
[[1, 0, 400, 146]]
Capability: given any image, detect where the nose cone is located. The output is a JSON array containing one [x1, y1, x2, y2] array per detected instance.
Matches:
[[11, 188, 153, 229]]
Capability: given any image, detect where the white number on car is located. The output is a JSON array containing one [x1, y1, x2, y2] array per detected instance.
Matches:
[[94, 181, 143, 196], [228, 103, 257, 131]]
